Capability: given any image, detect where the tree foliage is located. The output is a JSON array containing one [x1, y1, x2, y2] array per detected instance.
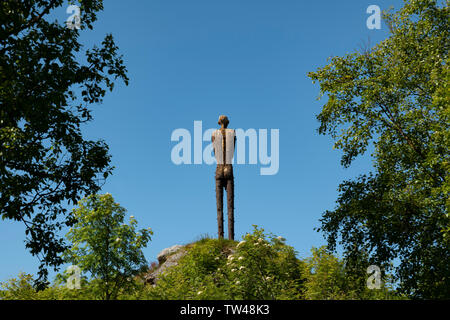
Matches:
[[302, 247, 399, 300], [308, 0, 449, 298], [63, 194, 152, 300], [0, 0, 129, 288], [0, 227, 402, 300]]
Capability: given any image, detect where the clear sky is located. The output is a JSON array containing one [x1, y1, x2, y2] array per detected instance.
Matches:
[[0, 0, 405, 282]]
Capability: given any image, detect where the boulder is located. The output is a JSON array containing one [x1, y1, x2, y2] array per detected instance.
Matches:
[[157, 244, 184, 264], [145, 244, 186, 285]]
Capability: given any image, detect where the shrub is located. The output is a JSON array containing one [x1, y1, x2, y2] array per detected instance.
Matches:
[[145, 226, 305, 300]]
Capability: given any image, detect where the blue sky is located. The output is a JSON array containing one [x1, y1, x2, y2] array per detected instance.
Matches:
[[0, 0, 405, 282]]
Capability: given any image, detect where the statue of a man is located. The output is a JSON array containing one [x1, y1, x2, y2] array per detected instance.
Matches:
[[212, 115, 236, 240]]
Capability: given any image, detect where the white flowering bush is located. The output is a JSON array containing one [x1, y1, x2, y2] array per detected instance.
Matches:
[[216, 226, 304, 299], [145, 226, 304, 300]]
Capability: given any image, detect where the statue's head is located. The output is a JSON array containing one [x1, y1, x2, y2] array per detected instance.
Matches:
[[218, 115, 229, 128]]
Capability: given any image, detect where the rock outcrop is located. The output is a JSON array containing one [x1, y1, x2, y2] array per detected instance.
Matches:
[[145, 244, 186, 285]]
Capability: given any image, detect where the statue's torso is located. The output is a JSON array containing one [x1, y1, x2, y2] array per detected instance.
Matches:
[[212, 128, 235, 166]]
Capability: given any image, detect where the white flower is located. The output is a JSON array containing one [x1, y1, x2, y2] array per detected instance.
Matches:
[[258, 238, 264, 243], [265, 276, 271, 281], [231, 269, 236, 272], [236, 281, 240, 285], [239, 266, 245, 270], [115, 237, 121, 242], [215, 257, 220, 260], [238, 256, 244, 261], [130, 215, 134, 219], [197, 291, 202, 295], [227, 255, 234, 261]]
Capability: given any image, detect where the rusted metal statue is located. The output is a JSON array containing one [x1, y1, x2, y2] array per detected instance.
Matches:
[[212, 115, 236, 240]]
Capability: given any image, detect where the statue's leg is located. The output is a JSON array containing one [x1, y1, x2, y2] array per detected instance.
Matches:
[[216, 178, 224, 239], [226, 177, 234, 241]]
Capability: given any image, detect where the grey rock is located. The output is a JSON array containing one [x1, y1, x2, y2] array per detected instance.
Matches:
[[145, 245, 186, 286], [157, 244, 184, 264]]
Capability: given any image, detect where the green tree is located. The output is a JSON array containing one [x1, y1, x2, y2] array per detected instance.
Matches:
[[0, 273, 40, 300], [64, 194, 152, 300], [302, 247, 399, 300], [0, 0, 129, 288], [308, 0, 449, 298], [0, 272, 96, 300]]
